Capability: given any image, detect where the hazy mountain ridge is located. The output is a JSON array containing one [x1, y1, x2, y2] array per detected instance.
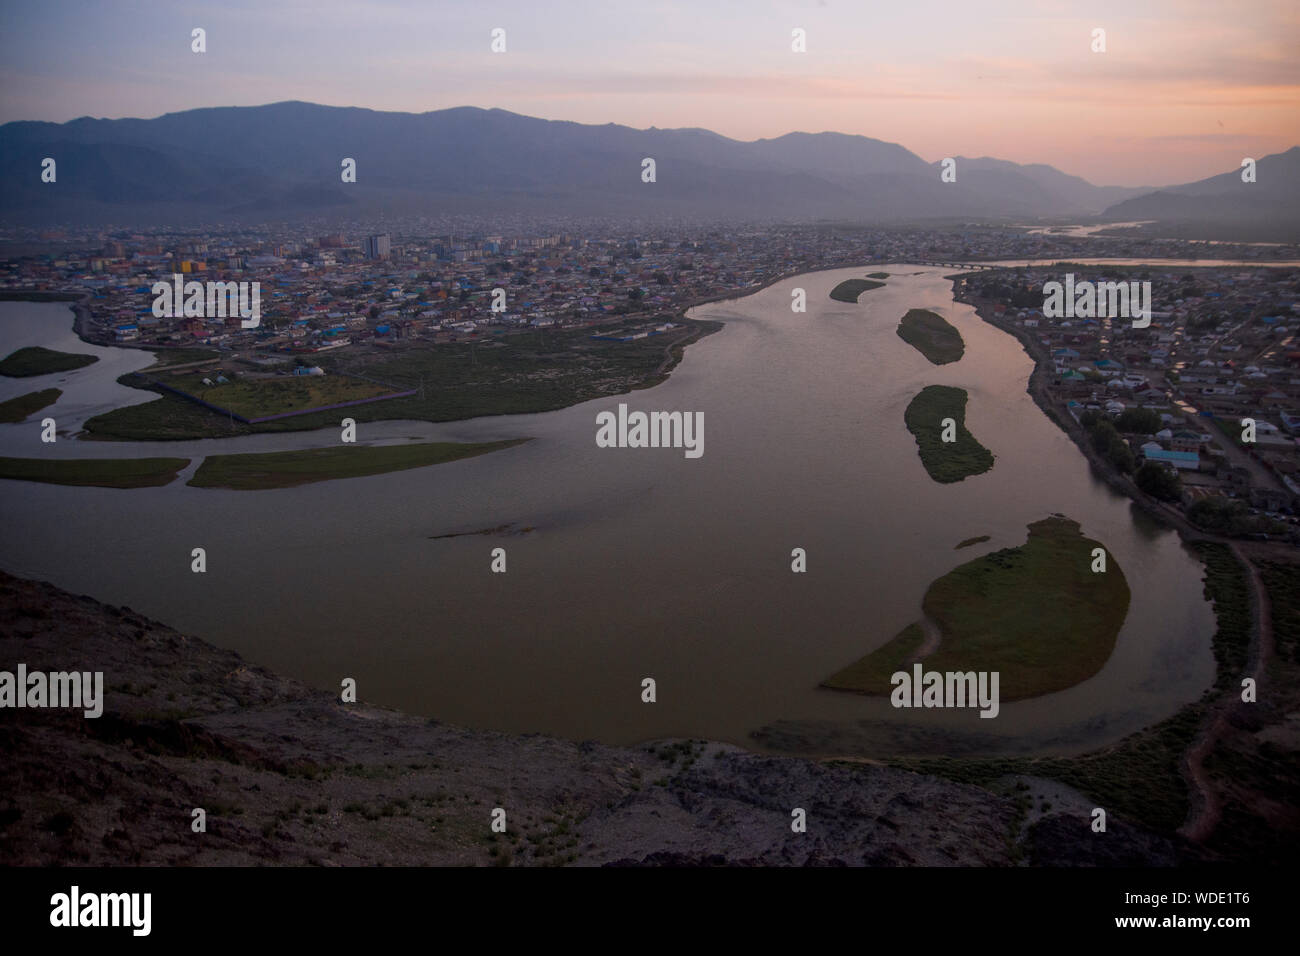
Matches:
[[0, 102, 1292, 232], [1100, 147, 1300, 239]]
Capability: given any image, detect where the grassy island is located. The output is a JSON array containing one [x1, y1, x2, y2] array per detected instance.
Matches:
[[0, 388, 61, 423], [823, 516, 1130, 700], [829, 279, 885, 303], [0, 455, 189, 489], [0, 346, 98, 378], [903, 385, 994, 483], [188, 438, 530, 490], [897, 309, 964, 365]]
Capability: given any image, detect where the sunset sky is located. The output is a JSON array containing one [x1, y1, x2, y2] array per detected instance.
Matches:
[[1, 0, 1296, 187]]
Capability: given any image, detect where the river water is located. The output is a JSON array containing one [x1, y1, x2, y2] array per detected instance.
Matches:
[[0, 263, 1232, 757]]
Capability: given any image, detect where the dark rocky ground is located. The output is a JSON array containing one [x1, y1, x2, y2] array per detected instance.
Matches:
[[0, 571, 1198, 866]]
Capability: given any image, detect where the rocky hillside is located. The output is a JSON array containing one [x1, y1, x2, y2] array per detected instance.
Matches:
[[0, 570, 1185, 866]]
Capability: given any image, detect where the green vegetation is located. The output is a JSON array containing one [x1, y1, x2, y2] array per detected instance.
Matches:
[[1191, 542, 1254, 689], [829, 278, 885, 303], [1115, 407, 1162, 435], [1080, 410, 1136, 474], [0, 388, 60, 423], [903, 385, 994, 483], [0, 455, 189, 489], [896, 308, 964, 365], [824, 517, 1129, 700], [823, 623, 926, 694], [157, 371, 395, 420], [955, 535, 990, 549], [858, 541, 1252, 834], [1258, 560, 1300, 670], [1187, 497, 1287, 537], [866, 272, 891, 280], [0, 346, 98, 378], [1135, 461, 1182, 501], [188, 439, 529, 490], [83, 320, 720, 441], [84, 389, 256, 441]]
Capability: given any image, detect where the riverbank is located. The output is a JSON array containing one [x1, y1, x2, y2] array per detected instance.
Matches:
[[956, 287, 1215, 540], [943, 274, 1298, 857]]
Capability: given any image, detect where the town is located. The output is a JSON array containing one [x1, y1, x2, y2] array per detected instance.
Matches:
[[2, 218, 1298, 542], [958, 263, 1300, 542]]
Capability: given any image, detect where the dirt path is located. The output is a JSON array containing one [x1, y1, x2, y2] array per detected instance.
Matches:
[[957, 287, 1280, 849], [1179, 543, 1272, 843]]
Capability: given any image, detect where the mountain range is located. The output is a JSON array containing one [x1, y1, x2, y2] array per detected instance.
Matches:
[[1, 102, 1295, 239]]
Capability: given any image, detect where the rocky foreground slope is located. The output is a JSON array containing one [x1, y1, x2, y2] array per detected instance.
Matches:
[[0, 571, 1185, 866]]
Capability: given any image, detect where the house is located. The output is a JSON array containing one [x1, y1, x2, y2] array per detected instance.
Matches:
[[1143, 447, 1201, 470]]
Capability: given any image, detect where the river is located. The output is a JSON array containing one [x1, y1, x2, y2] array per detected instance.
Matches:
[[0, 262, 1235, 757]]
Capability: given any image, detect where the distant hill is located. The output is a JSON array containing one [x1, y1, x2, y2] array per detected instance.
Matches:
[[0, 102, 1285, 233], [1100, 147, 1300, 241]]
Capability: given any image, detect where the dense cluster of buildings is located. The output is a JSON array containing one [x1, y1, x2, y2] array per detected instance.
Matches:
[[4, 222, 1291, 356], [961, 265, 1300, 532], [5, 220, 1299, 534]]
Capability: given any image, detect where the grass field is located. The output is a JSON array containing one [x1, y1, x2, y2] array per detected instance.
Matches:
[[0, 388, 60, 423], [904, 384, 994, 482], [0, 346, 98, 377], [0, 455, 189, 488], [84, 320, 720, 441], [868, 540, 1255, 836], [955, 535, 990, 549], [866, 272, 892, 279], [896, 308, 964, 365], [829, 278, 886, 303], [823, 516, 1130, 701], [188, 438, 530, 490], [160, 371, 396, 420]]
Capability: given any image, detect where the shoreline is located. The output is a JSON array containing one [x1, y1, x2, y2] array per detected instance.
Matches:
[[952, 282, 1223, 544]]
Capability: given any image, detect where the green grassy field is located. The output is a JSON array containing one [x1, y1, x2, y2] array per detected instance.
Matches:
[[869, 540, 1254, 836], [83, 320, 720, 441], [824, 516, 1130, 700], [829, 278, 886, 303], [0, 346, 98, 377], [866, 272, 892, 280], [188, 438, 530, 490], [955, 535, 990, 549], [160, 371, 394, 419], [0, 455, 189, 488], [904, 384, 994, 482], [0, 388, 61, 423], [896, 308, 965, 365]]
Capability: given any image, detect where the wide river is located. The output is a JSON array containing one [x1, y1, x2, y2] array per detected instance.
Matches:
[[2, 261, 1253, 757]]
